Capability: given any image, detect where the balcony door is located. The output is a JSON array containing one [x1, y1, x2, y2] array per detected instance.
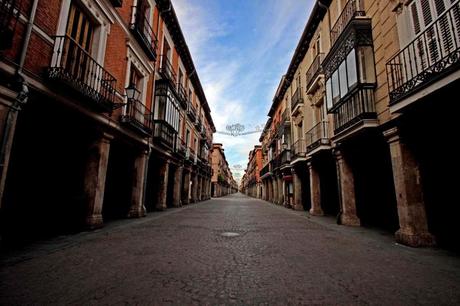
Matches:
[[129, 66, 147, 123], [64, 3, 95, 81]]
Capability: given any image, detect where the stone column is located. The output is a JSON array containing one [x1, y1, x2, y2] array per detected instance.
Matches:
[[171, 165, 183, 208], [156, 160, 170, 211], [334, 148, 360, 226], [308, 161, 324, 216], [272, 178, 277, 203], [182, 169, 191, 205], [84, 133, 112, 229], [277, 176, 283, 205], [292, 168, 303, 211], [191, 172, 198, 203], [128, 150, 149, 218], [384, 127, 435, 247]]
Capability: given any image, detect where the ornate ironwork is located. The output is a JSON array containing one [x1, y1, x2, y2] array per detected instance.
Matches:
[[153, 120, 177, 149], [121, 98, 153, 135], [306, 53, 324, 90], [386, 1, 460, 104], [332, 85, 376, 134], [305, 121, 330, 152], [47, 35, 118, 112], [291, 87, 303, 110], [159, 55, 176, 85], [292, 139, 306, 159], [330, 0, 365, 45], [176, 82, 187, 109], [130, 3, 157, 60], [260, 162, 271, 177], [187, 102, 197, 122]]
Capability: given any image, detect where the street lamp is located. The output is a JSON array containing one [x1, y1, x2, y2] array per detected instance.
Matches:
[[125, 84, 140, 101]]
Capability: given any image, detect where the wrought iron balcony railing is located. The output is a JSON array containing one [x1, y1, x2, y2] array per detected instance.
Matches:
[[130, 5, 157, 60], [260, 162, 271, 177], [332, 85, 376, 134], [47, 35, 117, 112], [153, 120, 176, 149], [292, 139, 306, 159], [305, 121, 330, 153], [187, 102, 197, 122], [159, 55, 177, 85], [306, 53, 324, 90], [386, 1, 460, 104], [121, 98, 153, 135], [109, 0, 122, 7], [330, 0, 364, 46], [176, 138, 187, 156], [291, 87, 303, 110], [271, 154, 281, 170], [0, 0, 20, 50], [280, 149, 291, 166], [176, 83, 187, 109]]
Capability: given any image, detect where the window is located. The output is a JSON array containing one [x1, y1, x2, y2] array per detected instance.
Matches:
[[339, 61, 348, 98], [331, 70, 340, 103], [326, 78, 333, 110], [358, 46, 376, 84], [346, 49, 357, 87]]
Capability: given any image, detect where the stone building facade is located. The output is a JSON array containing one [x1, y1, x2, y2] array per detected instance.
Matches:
[[241, 145, 262, 198], [211, 143, 237, 197], [254, 0, 460, 250], [0, 0, 215, 242]]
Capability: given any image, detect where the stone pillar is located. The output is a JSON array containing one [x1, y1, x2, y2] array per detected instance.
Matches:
[[272, 178, 277, 203], [277, 176, 283, 205], [172, 165, 183, 208], [156, 160, 170, 211], [191, 172, 198, 203], [384, 127, 435, 247], [308, 161, 324, 216], [292, 168, 303, 211], [182, 169, 191, 205], [128, 150, 149, 218], [334, 148, 360, 226], [84, 133, 112, 229]]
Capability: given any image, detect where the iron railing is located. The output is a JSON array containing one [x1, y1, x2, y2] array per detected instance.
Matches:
[[332, 85, 376, 134], [280, 149, 291, 165], [292, 139, 306, 158], [0, 0, 20, 50], [159, 55, 177, 85], [187, 102, 197, 122], [176, 82, 187, 109], [153, 120, 176, 149], [47, 35, 117, 112], [306, 53, 324, 90], [305, 121, 330, 152], [130, 4, 157, 60], [121, 98, 153, 135], [291, 87, 303, 110], [260, 162, 271, 177], [330, 0, 365, 45], [386, 1, 460, 103], [176, 138, 187, 156]]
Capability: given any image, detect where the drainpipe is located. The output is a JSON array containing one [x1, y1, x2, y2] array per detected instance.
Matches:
[[0, 0, 38, 208]]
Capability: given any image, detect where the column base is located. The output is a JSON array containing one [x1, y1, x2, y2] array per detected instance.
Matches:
[[156, 204, 167, 211], [85, 214, 103, 230], [395, 229, 436, 247], [309, 207, 324, 216], [294, 204, 304, 211], [127, 206, 146, 218], [340, 213, 360, 226]]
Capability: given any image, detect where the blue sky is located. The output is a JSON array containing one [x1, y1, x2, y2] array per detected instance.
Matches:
[[174, 0, 314, 182]]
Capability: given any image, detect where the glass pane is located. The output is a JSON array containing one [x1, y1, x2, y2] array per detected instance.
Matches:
[[339, 61, 348, 98], [332, 70, 340, 102], [347, 49, 358, 87], [358, 46, 376, 83], [326, 78, 333, 109]]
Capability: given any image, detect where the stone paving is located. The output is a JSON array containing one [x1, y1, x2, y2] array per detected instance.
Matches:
[[1, 193, 460, 305]]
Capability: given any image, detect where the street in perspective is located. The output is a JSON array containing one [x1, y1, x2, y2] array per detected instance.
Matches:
[[1, 0, 460, 305]]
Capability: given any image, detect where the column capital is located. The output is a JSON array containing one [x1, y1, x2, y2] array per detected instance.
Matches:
[[383, 126, 401, 144], [100, 132, 114, 143], [332, 147, 343, 161], [307, 160, 313, 169]]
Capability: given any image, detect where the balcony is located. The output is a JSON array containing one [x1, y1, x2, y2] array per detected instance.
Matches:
[[305, 121, 330, 154], [110, 0, 122, 7], [200, 124, 207, 137], [291, 87, 303, 112], [189, 149, 197, 164], [195, 117, 202, 130], [260, 162, 271, 178], [386, 2, 460, 105], [271, 154, 281, 170], [331, 85, 377, 135], [130, 5, 157, 60], [176, 83, 187, 109], [281, 109, 291, 127], [120, 98, 153, 136], [280, 149, 291, 167], [306, 53, 324, 93], [176, 138, 187, 157], [47, 35, 118, 113], [159, 55, 177, 85], [330, 0, 365, 46], [153, 120, 176, 149], [292, 139, 307, 160], [187, 102, 197, 122], [0, 0, 20, 50]]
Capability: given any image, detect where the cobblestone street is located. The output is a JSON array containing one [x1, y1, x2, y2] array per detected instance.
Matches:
[[1, 193, 460, 305]]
